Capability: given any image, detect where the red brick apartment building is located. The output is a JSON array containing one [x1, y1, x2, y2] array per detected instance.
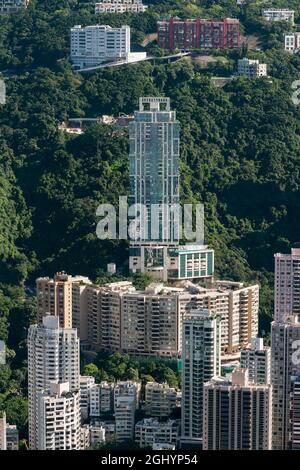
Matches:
[[157, 16, 240, 50]]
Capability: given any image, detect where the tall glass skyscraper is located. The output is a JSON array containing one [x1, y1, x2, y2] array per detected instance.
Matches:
[[129, 97, 214, 281]]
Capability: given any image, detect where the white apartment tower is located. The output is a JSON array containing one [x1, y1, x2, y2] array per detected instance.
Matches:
[[181, 309, 221, 447], [237, 58, 267, 78], [203, 369, 272, 450], [240, 338, 271, 384], [70, 24, 130, 68], [37, 382, 81, 450], [271, 316, 300, 450], [28, 315, 80, 449], [274, 248, 300, 321]]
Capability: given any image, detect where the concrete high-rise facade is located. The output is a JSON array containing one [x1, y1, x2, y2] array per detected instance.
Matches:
[[86, 280, 258, 358], [79, 375, 96, 420], [181, 309, 221, 447], [28, 316, 80, 449], [37, 382, 81, 450], [90, 381, 114, 418], [36, 272, 92, 336], [274, 248, 300, 321], [114, 381, 141, 443], [271, 317, 300, 450], [70, 24, 131, 68], [37, 276, 258, 359], [290, 375, 300, 450], [240, 338, 271, 384], [129, 97, 214, 282], [203, 369, 272, 450]]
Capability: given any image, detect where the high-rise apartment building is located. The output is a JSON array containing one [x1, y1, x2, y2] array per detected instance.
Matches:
[[274, 248, 300, 321], [79, 375, 96, 420], [181, 309, 221, 447], [145, 382, 181, 418], [114, 381, 141, 443], [114, 396, 136, 443], [37, 276, 258, 358], [86, 281, 135, 352], [240, 338, 271, 384], [90, 381, 114, 418], [203, 369, 272, 450], [28, 315, 80, 449], [85, 280, 258, 358], [271, 316, 300, 450], [285, 33, 300, 53], [0, 0, 28, 13], [36, 272, 92, 336], [263, 9, 294, 25], [70, 24, 131, 68], [290, 375, 300, 450], [237, 58, 267, 78], [121, 285, 182, 357], [157, 17, 240, 51], [37, 382, 81, 450], [95, 0, 147, 14], [129, 97, 214, 282]]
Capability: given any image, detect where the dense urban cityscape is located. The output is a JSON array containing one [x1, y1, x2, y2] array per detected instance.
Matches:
[[1, 0, 300, 457]]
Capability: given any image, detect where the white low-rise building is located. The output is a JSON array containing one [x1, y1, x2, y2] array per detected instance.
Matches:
[[90, 424, 106, 445], [95, 0, 147, 14], [285, 33, 300, 53], [153, 442, 175, 450], [263, 9, 294, 25], [135, 418, 180, 448], [0, 0, 28, 13], [238, 58, 267, 78]]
